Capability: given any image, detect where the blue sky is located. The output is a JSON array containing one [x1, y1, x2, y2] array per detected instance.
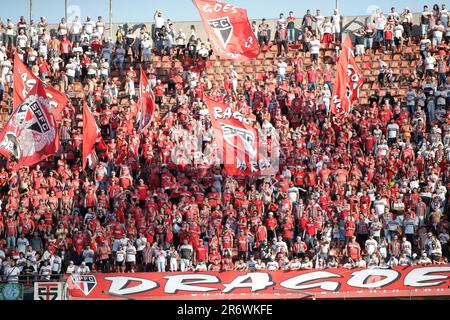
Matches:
[[0, 0, 426, 23]]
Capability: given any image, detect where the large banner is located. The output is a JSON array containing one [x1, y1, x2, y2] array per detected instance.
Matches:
[[66, 266, 450, 300], [205, 96, 277, 176], [192, 0, 260, 61], [13, 54, 69, 122], [0, 80, 60, 169]]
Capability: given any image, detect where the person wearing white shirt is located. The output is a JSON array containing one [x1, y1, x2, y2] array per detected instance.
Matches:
[[141, 35, 152, 62], [50, 253, 62, 275], [277, 59, 287, 82], [374, 10, 386, 44], [65, 261, 76, 274], [331, 9, 341, 42], [4, 260, 21, 282], [84, 16, 95, 36], [308, 35, 321, 62], [16, 30, 28, 50], [266, 257, 279, 270], [432, 21, 445, 47], [96, 16, 105, 35], [125, 242, 137, 272], [365, 235, 378, 256], [70, 16, 82, 43], [421, 5, 432, 36], [17, 235, 29, 254], [314, 10, 325, 38], [424, 52, 436, 77], [77, 262, 91, 274]]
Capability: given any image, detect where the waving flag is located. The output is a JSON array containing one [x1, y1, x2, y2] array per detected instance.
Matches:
[[205, 96, 277, 176], [344, 36, 364, 103], [82, 101, 104, 169], [138, 66, 155, 130], [330, 35, 364, 116], [0, 81, 60, 169], [13, 54, 69, 121], [192, 0, 260, 61]]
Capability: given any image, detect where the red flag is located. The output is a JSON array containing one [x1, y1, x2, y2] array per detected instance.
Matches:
[[192, 0, 260, 61], [343, 35, 364, 103], [0, 80, 60, 169], [330, 35, 364, 116], [13, 54, 69, 121], [82, 102, 99, 169], [205, 96, 276, 176], [330, 51, 350, 116], [139, 66, 155, 130]]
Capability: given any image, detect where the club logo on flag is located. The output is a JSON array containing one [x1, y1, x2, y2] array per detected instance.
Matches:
[[208, 17, 233, 46], [0, 95, 55, 160], [221, 124, 257, 159], [70, 275, 97, 296]]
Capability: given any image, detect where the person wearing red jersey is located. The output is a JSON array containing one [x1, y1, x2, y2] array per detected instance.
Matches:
[[345, 236, 361, 261], [265, 212, 278, 241], [221, 225, 235, 258], [194, 239, 208, 265], [237, 231, 250, 261]]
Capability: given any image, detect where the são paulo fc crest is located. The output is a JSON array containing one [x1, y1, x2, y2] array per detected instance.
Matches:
[[0, 94, 56, 160], [221, 124, 257, 159], [208, 17, 233, 46], [70, 275, 97, 296]]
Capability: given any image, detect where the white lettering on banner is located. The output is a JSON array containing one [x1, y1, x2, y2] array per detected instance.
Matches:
[[222, 273, 273, 293], [212, 107, 252, 125], [20, 71, 37, 97], [347, 269, 400, 289], [404, 267, 450, 287], [202, 3, 238, 14], [105, 276, 158, 295], [44, 92, 59, 112], [164, 274, 220, 293], [280, 271, 342, 291]]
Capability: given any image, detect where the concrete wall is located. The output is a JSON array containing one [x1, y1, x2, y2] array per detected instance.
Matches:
[[45, 12, 423, 42]]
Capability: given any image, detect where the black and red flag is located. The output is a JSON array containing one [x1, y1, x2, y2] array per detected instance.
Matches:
[[0, 80, 60, 170], [192, 0, 260, 61]]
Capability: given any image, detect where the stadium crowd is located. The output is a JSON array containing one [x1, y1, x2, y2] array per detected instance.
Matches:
[[0, 4, 449, 282]]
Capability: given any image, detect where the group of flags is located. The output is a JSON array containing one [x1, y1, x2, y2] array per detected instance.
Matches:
[[0, 0, 363, 175]]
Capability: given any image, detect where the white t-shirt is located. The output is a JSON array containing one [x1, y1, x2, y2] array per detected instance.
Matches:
[[425, 56, 436, 70], [71, 21, 82, 34], [322, 22, 332, 34], [309, 39, 320, 54], [142, 39, 152, 55], [126, 246, 137, 262], [278, 62, 287, 75], [17, 35, 28, 47]]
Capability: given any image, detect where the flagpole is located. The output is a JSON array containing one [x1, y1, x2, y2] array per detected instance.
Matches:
[[65, 0, 67, 21], [29, 0, 32, 24], [109, 0, 113, 39]]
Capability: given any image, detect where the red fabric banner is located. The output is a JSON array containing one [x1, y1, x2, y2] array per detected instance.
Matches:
[[205, 96, 276, 176], [66, 266, 450, 300], [344, 36, 364, 103], [82, 102, 99, 169], [330, 35, 364, 116], [13, 54, 69, 122], [192, 0, 260, 61], [139, 66, 155, 130], [0, 80, 60, 170]]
